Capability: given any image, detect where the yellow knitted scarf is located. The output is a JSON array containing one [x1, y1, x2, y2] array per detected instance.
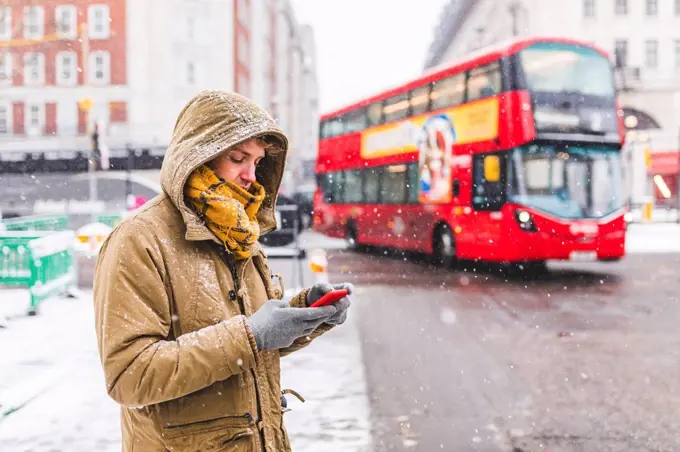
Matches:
[[184, 165, 266, 260]]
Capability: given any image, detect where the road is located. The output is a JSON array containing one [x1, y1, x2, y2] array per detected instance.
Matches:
[[327, 248, 680, 451]]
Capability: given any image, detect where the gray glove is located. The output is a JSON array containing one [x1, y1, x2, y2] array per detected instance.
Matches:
[[307, 282, 353, 326], [246, 300, 336, 351]]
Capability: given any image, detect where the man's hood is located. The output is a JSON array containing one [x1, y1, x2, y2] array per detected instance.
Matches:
[[160, 90, 288, 242]]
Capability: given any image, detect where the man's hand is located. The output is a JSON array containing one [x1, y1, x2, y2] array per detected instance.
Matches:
[[246, 300, 336, 350], [306, 282, 353, 326]]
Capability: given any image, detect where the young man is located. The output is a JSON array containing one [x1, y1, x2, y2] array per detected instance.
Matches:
[[94, 90, 352, 451]]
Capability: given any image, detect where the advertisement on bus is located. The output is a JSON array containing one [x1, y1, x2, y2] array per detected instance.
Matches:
[[360, 98, 499, 204]]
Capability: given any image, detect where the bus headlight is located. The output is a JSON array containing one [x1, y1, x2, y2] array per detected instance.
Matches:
[[624, 212, 633, 223], [514, 209, 537, 232]]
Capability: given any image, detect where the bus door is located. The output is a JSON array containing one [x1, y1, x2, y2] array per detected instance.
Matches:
[[379, 164, 412, 248], [470, 153, 506, 260]]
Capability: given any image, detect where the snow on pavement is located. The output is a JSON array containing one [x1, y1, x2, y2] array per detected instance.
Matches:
[[625, 223, 680, 254], [0, 289, 372, 452], [280, 289, 372, 452]]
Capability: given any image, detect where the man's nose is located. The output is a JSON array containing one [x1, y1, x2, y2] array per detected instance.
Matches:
[[241, 164, 257, 183]]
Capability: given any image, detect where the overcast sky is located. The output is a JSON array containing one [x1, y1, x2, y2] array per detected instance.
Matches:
[[290, 0, 450, 113]]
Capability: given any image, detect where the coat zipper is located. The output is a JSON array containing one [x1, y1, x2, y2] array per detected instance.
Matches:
[[225, 254, 265, 444]]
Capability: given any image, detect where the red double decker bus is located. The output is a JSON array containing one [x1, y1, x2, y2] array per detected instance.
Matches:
[[313, 37, 627, 266]]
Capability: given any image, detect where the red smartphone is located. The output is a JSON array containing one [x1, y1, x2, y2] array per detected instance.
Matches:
[[310, 289, 349, 308]]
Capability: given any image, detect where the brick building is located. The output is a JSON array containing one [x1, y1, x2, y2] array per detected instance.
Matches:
[[0, 0, 319, 193]]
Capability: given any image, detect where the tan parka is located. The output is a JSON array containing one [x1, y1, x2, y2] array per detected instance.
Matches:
[[93, 91, 333, 452]]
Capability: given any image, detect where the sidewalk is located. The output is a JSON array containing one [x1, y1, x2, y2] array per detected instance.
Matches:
[[0, 291, 372, 452], [625, 223, 680, 254]]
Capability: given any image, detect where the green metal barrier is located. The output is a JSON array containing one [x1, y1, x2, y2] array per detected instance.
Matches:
[[0, 214, 69, 232], [95, 212, 125, 228], [0, 231, 77, 315]]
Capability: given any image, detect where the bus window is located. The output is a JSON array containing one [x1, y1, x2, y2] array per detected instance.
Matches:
[[518, 42, 615, 97], [431, 73, 465, 111], [344, 169, 364, 203], [320, 120, 331, 139], [410, 85, 430, 116], [344, 109, 368, 133], [367, 102, 383, 127], [381, 164, 408, 204], [467, 62, 502, 102], [320, 171, 345, 203], [406, 163, 420, 203], [329, 117, 345, 137], [364, 167, 382, 203], [472, 153, 506, 211], [383, 93, 410, 123]]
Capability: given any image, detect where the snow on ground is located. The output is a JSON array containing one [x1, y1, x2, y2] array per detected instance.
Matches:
[[0, 288, 372, 452], [625, 223, 680, 254]]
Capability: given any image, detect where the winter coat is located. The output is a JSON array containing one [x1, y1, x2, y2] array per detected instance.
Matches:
[[93, 91, 333, 452]]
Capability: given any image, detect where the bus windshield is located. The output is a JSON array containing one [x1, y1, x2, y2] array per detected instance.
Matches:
[[519, 42, 615, 97], [508, 144, 623, 219]]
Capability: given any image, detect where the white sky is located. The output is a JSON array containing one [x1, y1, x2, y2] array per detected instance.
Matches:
[[290, 0, 450, 113]]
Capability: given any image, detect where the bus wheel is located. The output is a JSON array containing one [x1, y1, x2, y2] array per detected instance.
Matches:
[[433, 225, 456, 267], [346, 222, 359, 250]]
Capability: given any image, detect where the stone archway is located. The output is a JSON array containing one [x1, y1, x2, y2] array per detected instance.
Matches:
[[621, 107, 662, 131]]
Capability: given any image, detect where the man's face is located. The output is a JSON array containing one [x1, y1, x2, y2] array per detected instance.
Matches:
[[209, 138, 266, 190]]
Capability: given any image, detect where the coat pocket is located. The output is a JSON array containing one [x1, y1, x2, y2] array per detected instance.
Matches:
[[162, 415, 257, 452]]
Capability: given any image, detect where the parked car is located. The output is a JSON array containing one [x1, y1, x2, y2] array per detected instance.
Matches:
[[258, 193, 301, 247]]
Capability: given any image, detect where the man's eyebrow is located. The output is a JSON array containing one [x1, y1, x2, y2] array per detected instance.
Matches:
[[230, 145, 264, 159]]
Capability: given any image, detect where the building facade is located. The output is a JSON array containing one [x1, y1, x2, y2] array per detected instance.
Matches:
[[0, 0, 319, 194], [425, 0, 680, 208]]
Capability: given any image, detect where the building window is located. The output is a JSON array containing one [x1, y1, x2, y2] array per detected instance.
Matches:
[[88, 51, 110, 84], [676, 0, 680, 15], [23, 53, 44, 85], [23, 6, 44, 39], [583, 0, 595, 17], [614, 39, 628, 67], [675, 40, 680, 69], [646, 0, 658, 15], [0, 53, 12, 85], [645, 40, 658, 68], [55, 5, 77, 39], [0, 7, 11, 40], [25, 103, 44, 136], [56, 51, 77, 85], [615, 0, 627, 15], [187, 62, 195, 84], [88, 5, 110, 39], [0, 103, 9, 134]]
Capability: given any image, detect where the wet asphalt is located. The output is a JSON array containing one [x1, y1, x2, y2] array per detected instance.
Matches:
[[327, 249, 680, 451]]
